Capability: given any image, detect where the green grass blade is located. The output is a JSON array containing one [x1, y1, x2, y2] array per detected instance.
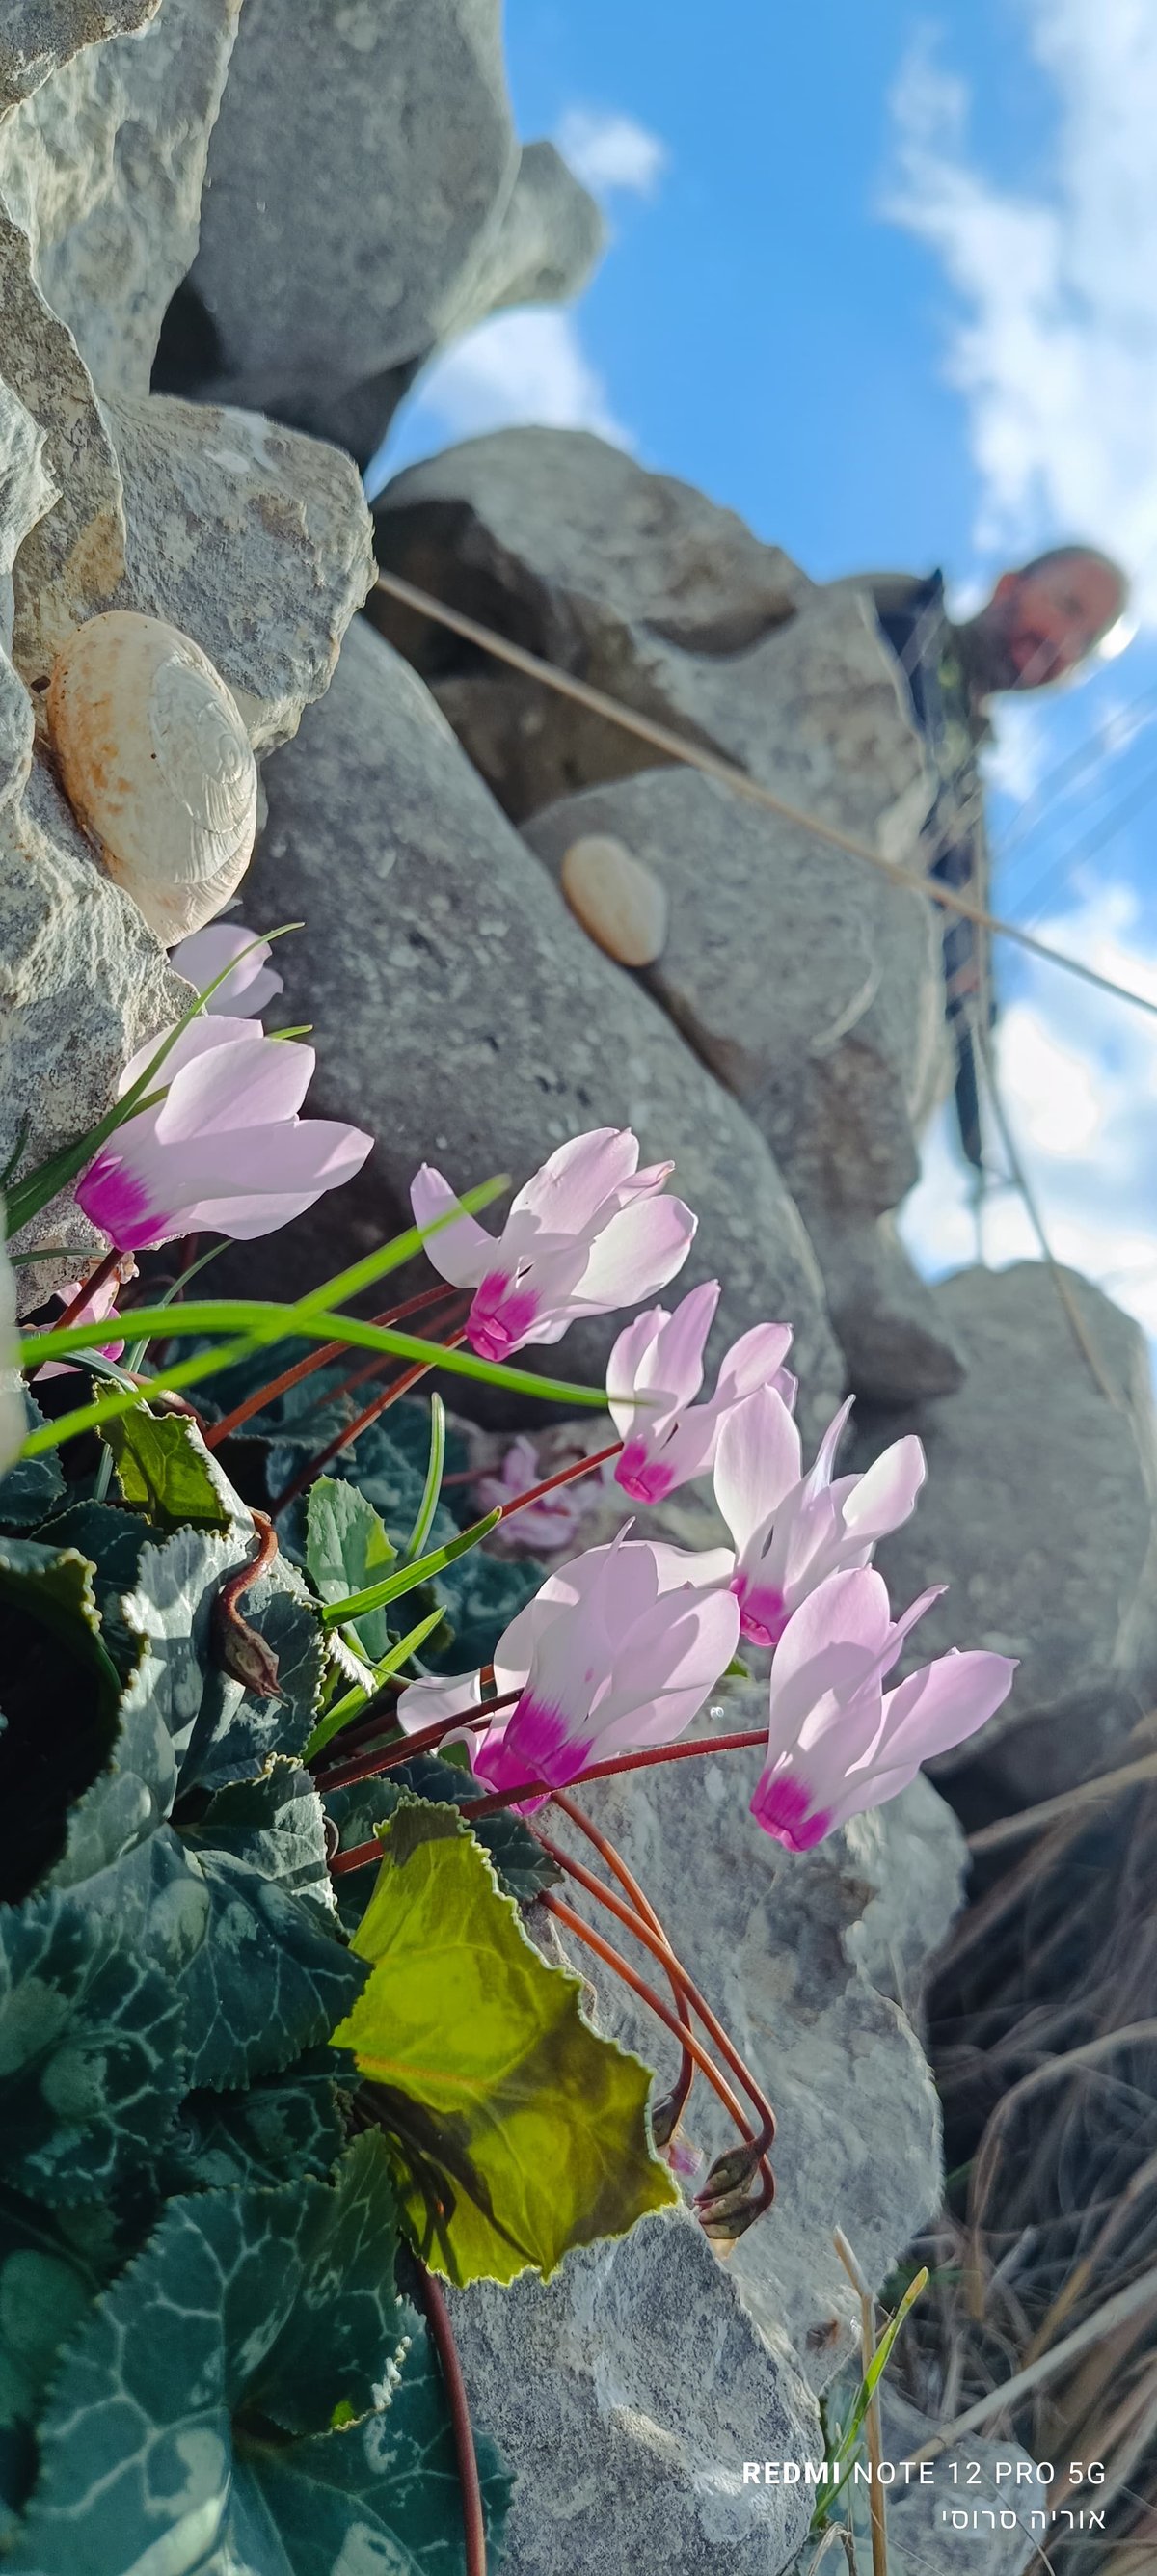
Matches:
[[304, 1607, 446, 1762], [404, 1395, 445, 1563], [320, 1509, 500, 1629]]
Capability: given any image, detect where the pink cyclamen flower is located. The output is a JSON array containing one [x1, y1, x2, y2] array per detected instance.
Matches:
[[751, 1564, 1017, 1850], [396, 1530, 740, 1806], [76, 1017, 372, 1250], [474, 1435, 584, 1555], [411, 1127, 696, 1364], [608, 1279, 795, 1504], [169, 922, 285, 1018], [35, 1270, 126, 1381], [713, 1384, 927, 1649]]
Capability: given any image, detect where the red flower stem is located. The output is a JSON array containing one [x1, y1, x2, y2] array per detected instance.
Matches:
[[548, 1791, 694, 2129], [315, 1294, 469, 1413], [464, 1726, 768, 1817], [410, 2264, 488, 2576], [539, 1891, 754, 2141], [535, 1818, 776, 2147], [54, 1246, 122, 1330], [269, 1328, 468, 1518], [318, 1693, 521, 1798], [327, 1725, 768, 1871], [203, 1281, 457, 1449], [497, 1438, 623, 1524]]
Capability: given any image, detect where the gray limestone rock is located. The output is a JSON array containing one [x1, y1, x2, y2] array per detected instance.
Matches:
[[857, 1261, 1157, 1803], [0, 0, 240, 398], [371, 432, 933, 856], [105, 392, 375, 750], [1, 752, 191, 1304], [545, 1688, 962, 2382], [524, 768, 958, 1398], [239, 616, 845, 1421], [451, 2210, 820, 2576], [174, 0, 599, 463], [2, 200, 126, 683], [0, 373, 57, 812], [0, 4, 157, 113]]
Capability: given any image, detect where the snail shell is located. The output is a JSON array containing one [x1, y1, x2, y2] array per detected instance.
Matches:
[[47, 610, 258, 945]]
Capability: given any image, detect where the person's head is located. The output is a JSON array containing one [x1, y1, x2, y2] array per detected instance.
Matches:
[[961, 545, 1130, 696]]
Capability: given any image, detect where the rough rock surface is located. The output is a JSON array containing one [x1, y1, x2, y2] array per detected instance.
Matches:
[[452, 2209, 820, 2576], [165, 0, 601, 464], [0, 0, 240, 397], [2, 198, 126, 680], [240, 615, 845, 1420], [549, 1696, 963, 2378], [105, 392, 375, 748], [371, 429, 933, 844], [450, 1712, 966, 2576], [0, 5, 157, 113], [1, 754, 190, 1302], [859, 1262, 1157, 1803], [524, 768, 959, 1398], [0, 375, 57, 812]]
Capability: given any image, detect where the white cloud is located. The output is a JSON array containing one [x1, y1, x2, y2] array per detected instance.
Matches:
[[899, 881, 1157, 1349], [556, 106, 669, 201], [393, 309, 632, 452], [885, 7, 1157, 621]]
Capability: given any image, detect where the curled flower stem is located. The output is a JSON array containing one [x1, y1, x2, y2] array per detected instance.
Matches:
[[548, 1791, 694, 2134], [202, 1281, 458, 1449], [410, 2263, 488, 2576], [53, 1246, 122, 1330], [535, 1818, 775, 2159], [270, 1328, 468, 1518], [539, 1890, 755, 2142]]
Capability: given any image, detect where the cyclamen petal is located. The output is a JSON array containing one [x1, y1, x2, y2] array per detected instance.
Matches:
[[76, 1017, 372, 1250], [751, 1566, 1017, 1850], [715, 1391, 928, 1646], [411, 1127, 696, 1362], [610, 1288, 795, 1505], [169, 923, 284, 1017], [398, 1531, 736, 1804]]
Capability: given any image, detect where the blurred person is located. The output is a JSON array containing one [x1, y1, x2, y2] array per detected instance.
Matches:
[[834, 548, 1129, 1166]]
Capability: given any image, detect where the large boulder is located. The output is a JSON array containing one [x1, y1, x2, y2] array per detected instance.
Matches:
[[858, 1262, 1157, 1805], [0, 0, 240, 399], [160, 0, 602, 464], [524, 769, 961, 1400], [239, 615, 846, 1421]]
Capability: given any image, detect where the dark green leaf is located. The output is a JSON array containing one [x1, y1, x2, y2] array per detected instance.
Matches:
[[434, 1542, 546, 1674], [104, 1410, 231, 1533], [232, 2302, 512, 2575], [334, 1798, 677, 2285], [318, 1512, 500, 1632], [0, 1849, 187, 2203], [0, 2187, 118, 2526], [117, 1521, 323, 1798], [0, 1395, 64, 1532], [6, 2138, 406, 2572], [175, 1767, 366, 2089], [158, 2048, 351, 2195], [306, 1477, 395, 1660], [0, 1536, 123, 1903]]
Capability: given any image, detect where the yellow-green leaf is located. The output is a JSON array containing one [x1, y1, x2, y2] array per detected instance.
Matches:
[[331, 1799, 677, 2285], [104, 1412, 230, 1533]]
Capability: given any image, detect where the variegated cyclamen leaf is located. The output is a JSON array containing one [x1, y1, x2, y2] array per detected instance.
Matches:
[[119, 1518, 324, 1797], [0, 1857, 187, 2204], [230, 2301, 511, 2575], [158, 2047, 355, 2196], [0, 1394, 64, 1532], [333, 1798, 678, 2286], [6, 2138, 405, 2574], [0, 2186, 120, 2528]]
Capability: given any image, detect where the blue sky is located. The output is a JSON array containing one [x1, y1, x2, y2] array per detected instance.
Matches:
[[376, 0, 1157, 1346]]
